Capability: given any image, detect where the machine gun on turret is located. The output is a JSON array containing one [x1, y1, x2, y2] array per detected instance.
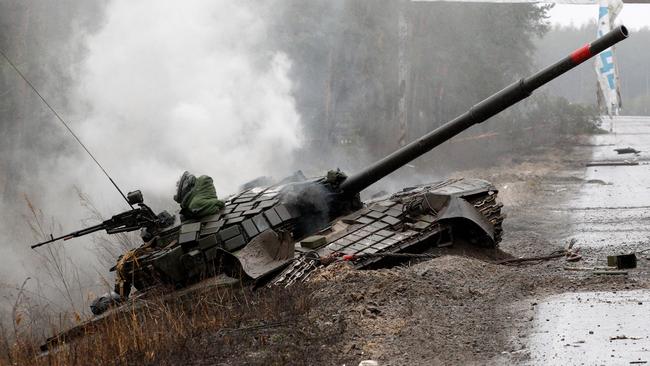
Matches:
[[31, 190, 174, 249]]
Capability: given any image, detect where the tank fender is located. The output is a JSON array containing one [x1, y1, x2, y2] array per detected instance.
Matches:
[[431, 193, 495, 240]]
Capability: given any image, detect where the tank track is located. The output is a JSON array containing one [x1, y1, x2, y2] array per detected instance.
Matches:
[[466, 192, 505, 246], [272, 191, 505, 287]]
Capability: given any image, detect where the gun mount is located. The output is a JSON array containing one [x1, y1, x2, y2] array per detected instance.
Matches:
[[31, 190, 174, 249]]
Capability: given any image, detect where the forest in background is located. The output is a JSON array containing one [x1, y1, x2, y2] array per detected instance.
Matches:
[[268, 1, 609, 179], [271, 1, 555, 173]]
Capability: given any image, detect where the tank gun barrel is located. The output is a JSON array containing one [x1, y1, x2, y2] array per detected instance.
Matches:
[[340, 25, 629, 195]]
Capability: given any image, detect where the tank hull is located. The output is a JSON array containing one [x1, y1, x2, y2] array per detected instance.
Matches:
[[124, 177, 502, 290], [273, 178, 502, 285]]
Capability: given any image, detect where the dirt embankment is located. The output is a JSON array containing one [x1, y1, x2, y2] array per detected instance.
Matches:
[[309, 256, 529, 365], [303, 250, 643, 365]]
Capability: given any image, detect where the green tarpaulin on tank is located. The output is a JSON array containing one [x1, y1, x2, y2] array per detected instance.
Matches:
[[180, 175, 224, 219]]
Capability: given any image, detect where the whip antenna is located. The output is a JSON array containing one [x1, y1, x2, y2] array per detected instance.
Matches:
[[0, 48, 133, 209]]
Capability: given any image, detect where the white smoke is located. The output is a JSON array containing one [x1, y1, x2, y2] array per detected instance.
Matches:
[[70, 0, 302, 204], [0, 0, 303, 315]]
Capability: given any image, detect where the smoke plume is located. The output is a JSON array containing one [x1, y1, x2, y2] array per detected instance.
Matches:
[[71, 0, 303, 203], [0, 0, 303, 314]]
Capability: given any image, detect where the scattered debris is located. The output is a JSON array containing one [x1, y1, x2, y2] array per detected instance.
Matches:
[[359, 361, 379, 366], [563, 266, 593, 271], [565, 238, 582, 262], [607, 254, 637, 269], [563, 266, 619, 272], [592, 270, 628, 276], [496, 252, 565, 265], [566, 252, 582, 262], [585, 179, 611, 185], [614, 147, 641, 155], [563, 264, 633, 276], [586, 161, 639, 167], [609, 335, 641, 341], [497, 239, 581, 265], [340, 252, 439, 261]]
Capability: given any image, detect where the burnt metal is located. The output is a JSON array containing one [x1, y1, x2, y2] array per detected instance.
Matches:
[[614, 147, 640, 154], [607, 254, 637, 269]]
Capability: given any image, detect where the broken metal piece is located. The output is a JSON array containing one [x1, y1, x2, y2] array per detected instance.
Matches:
[[300, 235, 327, 249], [609, 335, 641, 341], [593, 270, 628, 275], [607, 253, 637, 269], [586, 161, 639, 167], [614, 147, 640, 154]]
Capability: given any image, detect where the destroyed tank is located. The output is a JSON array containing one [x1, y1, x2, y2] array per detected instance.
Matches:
[[34, 26, 628, 350]]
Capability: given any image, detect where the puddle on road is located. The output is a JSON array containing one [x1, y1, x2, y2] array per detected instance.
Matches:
[[529, 290, 650, 365]]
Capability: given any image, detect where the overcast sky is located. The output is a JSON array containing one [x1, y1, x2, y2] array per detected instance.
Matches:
[[548, 3, 650, 29]]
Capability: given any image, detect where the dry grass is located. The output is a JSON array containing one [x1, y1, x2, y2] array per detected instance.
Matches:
[[0, 282, 339, 366]]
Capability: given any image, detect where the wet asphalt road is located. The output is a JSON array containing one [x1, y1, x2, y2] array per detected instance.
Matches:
[[570, 116, 650, 247], [529, 291, 650, 365], [527, 116, 650, 365]]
